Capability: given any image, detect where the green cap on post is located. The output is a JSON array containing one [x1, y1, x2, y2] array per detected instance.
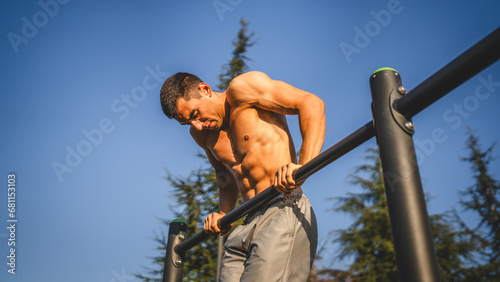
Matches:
[[169, 218, 188, 235], [171, 219, 187, 224], [372, 67, 398, 75]]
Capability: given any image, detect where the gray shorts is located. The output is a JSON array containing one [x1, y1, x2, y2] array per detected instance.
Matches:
[[218, 191, 318, 282]]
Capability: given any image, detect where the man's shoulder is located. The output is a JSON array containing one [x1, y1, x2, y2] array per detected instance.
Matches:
[[229, 71, 269, 87], [226, 71, 271, 104]]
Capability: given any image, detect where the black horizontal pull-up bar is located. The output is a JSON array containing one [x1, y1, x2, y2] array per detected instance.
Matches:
[[163, 121, 377, 282], [174, 120, 375, 256], [163, 26, 500, 282], [397, 26, 500, 119]]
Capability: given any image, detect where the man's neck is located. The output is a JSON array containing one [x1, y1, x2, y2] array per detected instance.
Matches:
[[211, 90, 230, 130]]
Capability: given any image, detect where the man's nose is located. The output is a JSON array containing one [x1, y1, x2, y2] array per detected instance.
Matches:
[[191, 120, 203, 131]]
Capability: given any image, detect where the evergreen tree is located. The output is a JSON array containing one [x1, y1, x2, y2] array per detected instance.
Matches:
[[217, 18, 256, 91], [213, 18, 255, 279], [329, 148, 474, 281], [137, 19, 256, 281], [457, 129, 500, 280], [430, 210, 477, 281], [136, 157, 219, 282], [332, 148, 398, 281]]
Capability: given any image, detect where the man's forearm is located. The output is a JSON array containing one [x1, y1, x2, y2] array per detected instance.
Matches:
[[298, 95, 326, 165]]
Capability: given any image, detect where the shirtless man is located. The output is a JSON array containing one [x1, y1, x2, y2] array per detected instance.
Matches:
[[160, 71, 325, 281]]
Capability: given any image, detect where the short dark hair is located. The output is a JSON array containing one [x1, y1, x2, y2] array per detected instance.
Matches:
[[160, 72, 203, 119]]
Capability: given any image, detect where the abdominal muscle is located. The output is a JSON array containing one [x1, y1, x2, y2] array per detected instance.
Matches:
[[211, 109, 298, 202]]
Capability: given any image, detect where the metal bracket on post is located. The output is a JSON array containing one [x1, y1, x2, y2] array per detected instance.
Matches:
[[171, 232, 186, 267], [391, 84, 414, 135], [372, 68, 414, 136], [162, 219, 188, 282]]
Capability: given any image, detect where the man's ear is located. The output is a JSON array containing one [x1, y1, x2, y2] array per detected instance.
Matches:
[[198, 82, 212, 97]]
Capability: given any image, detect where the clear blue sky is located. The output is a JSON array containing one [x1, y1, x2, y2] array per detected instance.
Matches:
[[1, 1, 499, 281]]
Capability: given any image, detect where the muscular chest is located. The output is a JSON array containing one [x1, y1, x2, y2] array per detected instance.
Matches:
[[206, 107, 287, 167]]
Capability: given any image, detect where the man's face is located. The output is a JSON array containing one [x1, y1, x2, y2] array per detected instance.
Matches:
[[174, 95, 223, 131]]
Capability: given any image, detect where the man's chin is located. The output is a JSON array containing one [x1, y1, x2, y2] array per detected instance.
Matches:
[[205, 121, 220, 130]]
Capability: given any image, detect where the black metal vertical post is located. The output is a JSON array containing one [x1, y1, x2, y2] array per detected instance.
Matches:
[[370, 68, 441, 282], [162, 219, 188, 282]]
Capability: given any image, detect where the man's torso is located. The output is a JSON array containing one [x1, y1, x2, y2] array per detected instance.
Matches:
[[203, 104, 297, 200]]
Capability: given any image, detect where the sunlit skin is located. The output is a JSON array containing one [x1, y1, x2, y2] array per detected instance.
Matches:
[[174, 71, 326, 235]]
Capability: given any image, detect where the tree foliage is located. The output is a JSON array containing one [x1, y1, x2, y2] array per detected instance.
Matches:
[[137, 19, 255, 281], [328, 148, 475, 281], [457, 129, 500, 280], [136, 157, 219, 282], [331, 148, 398, 281], [217, 18, 256, 91]]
